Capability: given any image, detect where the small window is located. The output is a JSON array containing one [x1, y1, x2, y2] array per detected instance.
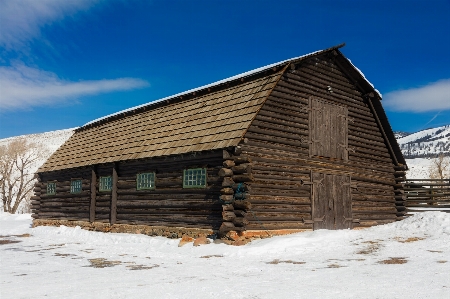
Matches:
[[47, 182, 56, 195], [183, 168, 207, 188], [70, 180, 82, 194], [99, 176, 112, 192], [137, 172, 155, 190]]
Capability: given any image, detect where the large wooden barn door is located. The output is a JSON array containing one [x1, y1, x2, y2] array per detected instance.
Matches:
[[312, 172, 352, 230], [309, 98, 348, 161]]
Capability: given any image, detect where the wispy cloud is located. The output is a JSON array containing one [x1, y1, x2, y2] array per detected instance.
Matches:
[[0, 1, 150, 111], [0, 63, 149, 110], [0, 0, 99, 49], [384, 79, 450, 112]]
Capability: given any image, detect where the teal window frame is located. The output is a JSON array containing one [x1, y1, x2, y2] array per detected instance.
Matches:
[[137, 172, 155, 190], [47, 182, 56, 195], [99, 176, 112, 192], [183, 168, 207, 188], [70, 179, 82, 194]]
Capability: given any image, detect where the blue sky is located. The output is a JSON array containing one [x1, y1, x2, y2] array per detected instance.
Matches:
[[0, 0, 449, 139]]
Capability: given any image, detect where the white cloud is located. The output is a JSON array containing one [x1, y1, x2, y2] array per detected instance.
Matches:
[[383, 79, 450, 112], [0, 63, 149, 110], [0, 0, 99, 49]]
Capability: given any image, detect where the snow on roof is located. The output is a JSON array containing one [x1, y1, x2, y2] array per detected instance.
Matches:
[[82, 49, 324, 127], [346, 58, 382, 98]]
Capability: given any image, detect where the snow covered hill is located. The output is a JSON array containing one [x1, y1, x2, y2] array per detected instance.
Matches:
[[397, 125, 450, 158], [0, 129, 75, 212], [394, 131, 410, 139], [394, 125, 450, 179], [0, 128, 75, 155], [0, 128, 75, 171]]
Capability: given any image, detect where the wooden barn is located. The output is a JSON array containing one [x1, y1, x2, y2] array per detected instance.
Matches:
[[32, 44, 407, 238]]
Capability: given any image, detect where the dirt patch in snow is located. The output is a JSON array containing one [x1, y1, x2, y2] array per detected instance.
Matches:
[[126, 264, 160, 270], [356, 240, 382, 255], [200, 255, 223, 258], [327, 263, 345, 268], [54, 252, 77, 257], [0, 234, 31, 245], [378, 257, 408, 264], [0, 239, 21, 245], [86, 258, 122, 268], [395, 237, 425, 243], [266, 259, 305, 265]]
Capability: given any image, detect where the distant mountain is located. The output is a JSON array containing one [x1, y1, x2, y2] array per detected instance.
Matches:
[[393, 131, 410, 139], [397, 125, 450, 159]]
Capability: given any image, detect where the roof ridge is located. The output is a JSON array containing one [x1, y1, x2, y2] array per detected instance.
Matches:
[[81, 43, 346, 130]]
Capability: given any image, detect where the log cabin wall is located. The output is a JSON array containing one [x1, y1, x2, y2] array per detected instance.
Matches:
[[114, 150, 223, 229], [241, 54, 404, 231], [34, 168, 92, 221], [33, 150, 224, 230], [94, 164, 115, 222]]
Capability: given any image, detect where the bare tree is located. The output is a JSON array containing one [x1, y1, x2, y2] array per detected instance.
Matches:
[[428, 153, 450, 180], [0, 138, 48, 213], [428, 153, 450, 204]]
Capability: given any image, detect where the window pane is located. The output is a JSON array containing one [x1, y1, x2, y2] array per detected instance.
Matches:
[[70, 180, 82, 193], [99, 176, 112, 191], [47, 182, 56, 195], [183, 168, 207, 188], [137, 172, 155, 190]]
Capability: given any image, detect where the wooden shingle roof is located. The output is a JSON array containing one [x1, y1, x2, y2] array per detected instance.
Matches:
[[38, 72, 283, 172]]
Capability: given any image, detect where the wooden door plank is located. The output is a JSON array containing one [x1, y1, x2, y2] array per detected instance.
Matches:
[[333, 174, 352, 229], [330, 106, 338, 159], [309, 98, 315, 157], [333, 174, 344, 229], [312, 172, 326, 230], [337, 106, 349, 161], [325, 174, 334, 229], [323, 103, 331, 157], [343, 175, 352, 229]]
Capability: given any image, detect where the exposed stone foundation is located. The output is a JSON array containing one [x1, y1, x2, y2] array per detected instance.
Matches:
[[32, 219, 213, 239], [224, 229, 311, 240]]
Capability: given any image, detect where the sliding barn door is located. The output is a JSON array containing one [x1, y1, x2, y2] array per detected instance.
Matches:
[[312, 172, 352, 230]]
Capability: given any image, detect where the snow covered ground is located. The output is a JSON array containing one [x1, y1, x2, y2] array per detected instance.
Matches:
[[1, 212, 449, 299], [405, 158, 433, 180]]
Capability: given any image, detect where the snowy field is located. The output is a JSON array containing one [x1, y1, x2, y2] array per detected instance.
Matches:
[[1, 213, 449, 299], [405, 158, 433, 180]]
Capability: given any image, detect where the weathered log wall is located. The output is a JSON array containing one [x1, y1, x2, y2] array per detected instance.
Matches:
[[33, 150, 224, 230], [33, 168, 92, 221], [241, 55, 404, 230]]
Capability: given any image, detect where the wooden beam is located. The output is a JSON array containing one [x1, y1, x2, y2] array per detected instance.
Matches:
[[110, 167, 118, 225], [89, 169, 97, 222]]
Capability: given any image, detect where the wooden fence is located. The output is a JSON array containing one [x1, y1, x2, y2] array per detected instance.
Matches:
[[404, 179, 450, 215]]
